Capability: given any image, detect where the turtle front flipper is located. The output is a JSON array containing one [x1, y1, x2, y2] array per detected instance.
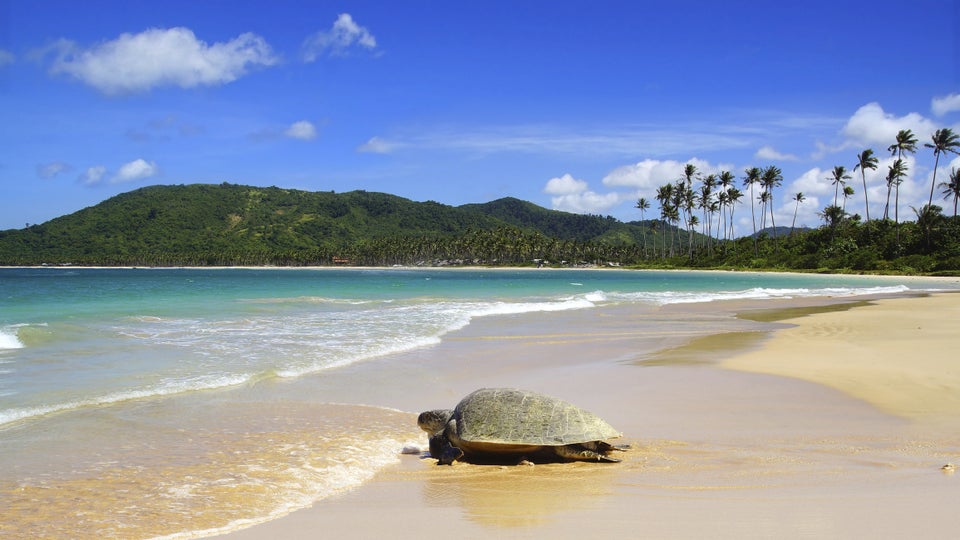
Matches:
[[428, 433, 445, 460], [555, 444, 622, 463], [427, 433, 463, 465], [438, 442, 464, 465]]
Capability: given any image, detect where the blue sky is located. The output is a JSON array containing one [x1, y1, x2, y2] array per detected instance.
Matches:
[[1, 0, 959, 232]]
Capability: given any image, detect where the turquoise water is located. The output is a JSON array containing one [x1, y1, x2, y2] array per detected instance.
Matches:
[[0, 267, 933, 427], [0, 267, 950, 538]]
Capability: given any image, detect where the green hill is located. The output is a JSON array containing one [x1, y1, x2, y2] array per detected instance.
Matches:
[[0, 183, 670, 266], [463, 197, 623, 241], [8, 182, 954, 273]]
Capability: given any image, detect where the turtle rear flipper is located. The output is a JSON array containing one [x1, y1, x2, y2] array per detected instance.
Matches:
[[555, 444, 622, 463]]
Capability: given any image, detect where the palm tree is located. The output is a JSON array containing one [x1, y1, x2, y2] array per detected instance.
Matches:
[[819, 204, 846, 229], [635, 197, 651, 256], [790, 192, 805, 235], [842, 185, 855, 212], [887, 158, 909, 243], [924, 128, 960, 207], [715, 189, 729, 242], [853, 149, 878, 221], [726, 187, 743, 241], [718, 170, 735, 192], [829, 166, 852, 208], [911, 204, 944, 250], [656, 183, 675, 257], [742, 167, 761, 252], [759, 190, 772, 229], [648, 219, 661, 258], [717, 170, 735, 240], [883, 169, 894, 220], [940, 167, 960, 217], [887, 129, 918, 226], [682, 163, 698, 189], [680, 165, 698, 260], [888, 128, 918, 161], [761, 165, 783, 243], [681, 184, 697, 260], [699, 175, 716, 247]]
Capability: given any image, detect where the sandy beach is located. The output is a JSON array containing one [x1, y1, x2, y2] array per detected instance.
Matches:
[[216, 289, 960, 539]]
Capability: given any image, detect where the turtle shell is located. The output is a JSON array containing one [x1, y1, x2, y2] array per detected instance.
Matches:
[[453, 388, 620, 447]]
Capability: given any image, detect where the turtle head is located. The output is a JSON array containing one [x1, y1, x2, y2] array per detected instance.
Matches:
[[417, 409, 453, 434], [418, 409, 460, 464]]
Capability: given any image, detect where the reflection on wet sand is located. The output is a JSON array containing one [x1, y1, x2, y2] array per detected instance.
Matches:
[[421, 460, 617, 527], [417, 431, 960, 531], [636, 331, 769, 367]]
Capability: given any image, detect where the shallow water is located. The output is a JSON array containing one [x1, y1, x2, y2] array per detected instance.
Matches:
[[0, 267, 952, 538], [0, 399, 419, 539]]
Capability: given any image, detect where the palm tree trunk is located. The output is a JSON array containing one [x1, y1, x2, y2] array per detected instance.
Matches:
[[861, 170, 871, 222], [884, 184, 891, 220], [770, 201, 778, 248], [895, 181, 901, 244], [729, 206, 735, 242], [929, 151, 941, 208], [749, 184, 757, 256]]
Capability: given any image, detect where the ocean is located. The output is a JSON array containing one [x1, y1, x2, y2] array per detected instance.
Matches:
[[0, 267, 950, 538]]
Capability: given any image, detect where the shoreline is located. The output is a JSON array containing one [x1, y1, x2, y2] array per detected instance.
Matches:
[[221, 291, 960, 539], [6, 263, 960, 278]]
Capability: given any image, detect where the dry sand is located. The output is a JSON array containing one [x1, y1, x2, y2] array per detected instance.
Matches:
[[725, 293, 960, 423], [223, 292, 960, 540]]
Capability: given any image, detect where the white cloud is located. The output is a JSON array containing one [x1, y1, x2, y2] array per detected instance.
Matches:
[[932, 93, 960, 117], [543, 173, 588, 195], [114, 159, 159, 183], [37, 161, 71, 179], [47, 27, 278, 94], [754, 145, 798, 161], [0, 49, 14, 67], [302, 13, 377, 62], [550, 191, 622, 215], [357, 136, 400, 154], [80, 165, 107, 185], [948, 155, 960, 172], [841, 102, 938, 148], [790, 168, 831, 198], [285, 120, 317, 140], [809, 139, 850, 161], [543, 173, 621, 214], [601, 158, 723, 190], [388, 126, 750, 158]]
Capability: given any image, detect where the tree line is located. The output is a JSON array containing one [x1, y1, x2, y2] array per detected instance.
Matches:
[[628, 127, 960, 273]]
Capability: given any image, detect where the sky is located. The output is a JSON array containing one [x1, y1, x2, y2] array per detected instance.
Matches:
[[1, 0, 959, 233]]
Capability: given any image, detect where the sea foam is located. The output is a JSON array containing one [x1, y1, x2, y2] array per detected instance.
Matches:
[[0, 372, 255, 426], [615, 284, 911, 305], [0, 327, 25, 349]]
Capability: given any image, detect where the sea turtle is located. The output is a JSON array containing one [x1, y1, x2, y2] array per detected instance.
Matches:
[[417, 388, 626, 465]]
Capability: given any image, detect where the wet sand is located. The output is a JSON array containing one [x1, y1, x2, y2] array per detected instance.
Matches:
[[223, 292, 960, 539]]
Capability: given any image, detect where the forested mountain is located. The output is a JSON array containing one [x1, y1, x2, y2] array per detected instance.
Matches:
[[462, 198, 622, 241], [0, 183, 663, 266], [1, 182, 958, 273]]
